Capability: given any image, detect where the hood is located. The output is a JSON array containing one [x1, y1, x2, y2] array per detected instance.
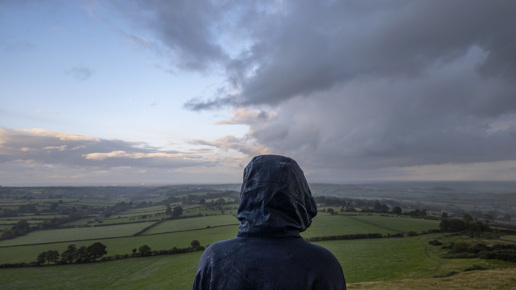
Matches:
[[237, 155, 317, 237]]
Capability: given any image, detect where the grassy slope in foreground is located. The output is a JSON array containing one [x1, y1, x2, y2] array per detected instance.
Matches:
[[1, 234, 514, 289], [347, 268, 516, 289], [0, 239, 515, 289], [0, 225, 238, 264], [0, 251, 203, 290]]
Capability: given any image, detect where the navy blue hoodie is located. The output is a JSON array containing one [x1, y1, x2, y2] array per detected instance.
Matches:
[[193, 155, 346, 289]]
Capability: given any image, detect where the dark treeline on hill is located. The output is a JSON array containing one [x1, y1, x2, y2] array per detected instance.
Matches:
[[36, 242, 107, 265], [439, 214, 495, 237], [1, 184, 513, 243], [0, 185, 240, 200], [1, 206, 91, 240], [0, 240, 206, 269], [161, 190, 238, 206], [0, 186, 241, 240], [314, 195, 513, 224], [1, 210, 90, 240], [315, 196, 428, 217], [0, 186, 151, 200], [444, 242, 516, 262], [430, 220, 516, 263]]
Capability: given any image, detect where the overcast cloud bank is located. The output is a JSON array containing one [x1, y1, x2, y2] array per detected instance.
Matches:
[[109, 0, 516, 180]]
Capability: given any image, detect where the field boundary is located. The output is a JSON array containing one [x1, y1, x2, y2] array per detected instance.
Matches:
[[347, 216, 405, 233], [0, 223, 239, 249], [141, 223, 240, 237], [133, 220, 164, 236]]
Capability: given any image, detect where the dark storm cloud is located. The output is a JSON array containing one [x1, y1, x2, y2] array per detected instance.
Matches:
[[247, 72, 516, 170], [181, 0, 516, 109], [109, 0, 231, 71], [107, 0, 516, 176]]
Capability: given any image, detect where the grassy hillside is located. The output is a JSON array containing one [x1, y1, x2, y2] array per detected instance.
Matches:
[[0, 214, 438, 264], [348, 268, 516, 289], [1, 184, 515, 289], [0, 251, 202, 289], [1, 234, 514, 289]]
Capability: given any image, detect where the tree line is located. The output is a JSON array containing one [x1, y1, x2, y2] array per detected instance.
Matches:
[[36, 242, 107, 265], [0, 240, 204, 268], [1, 210, 89, 241]]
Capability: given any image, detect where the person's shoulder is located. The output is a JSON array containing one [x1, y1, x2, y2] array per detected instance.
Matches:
[[294, 240, 342, 264], [205, 237, 241, 252], [296, 239, 337, 255], [200, 237, 244, 263]]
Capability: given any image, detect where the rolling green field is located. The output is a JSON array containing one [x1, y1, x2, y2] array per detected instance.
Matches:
[[0, 214, 439, 264], [0, 225, 238, 264], [302, 214, 439, 239], [143, 215, 239, 235], [0, 251, 203, 289], [0, 222, 156, 247], [1, 234, 514, 289], [1, 184, 515, 289]]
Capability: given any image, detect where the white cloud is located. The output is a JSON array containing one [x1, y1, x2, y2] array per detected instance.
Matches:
[[15, 128, 99, 141], [83, 151, 189, 160], [44, 145, 67, 151]]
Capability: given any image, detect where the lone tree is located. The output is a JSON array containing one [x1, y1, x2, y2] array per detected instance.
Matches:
[[191, 240, 201, 249], [172, 206, 183, 218], [87, 242, 107, 261], [139, 245, 152, 256]]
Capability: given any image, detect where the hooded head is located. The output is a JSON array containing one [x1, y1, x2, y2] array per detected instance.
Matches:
[[237, 155, 317, 237]]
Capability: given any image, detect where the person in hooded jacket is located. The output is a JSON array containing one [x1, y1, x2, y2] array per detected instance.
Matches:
[[193, 155, 346, 290]]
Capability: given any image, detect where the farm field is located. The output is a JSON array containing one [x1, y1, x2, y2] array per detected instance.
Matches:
[[301, 214, 440, 239], [1, 234, 515, 289], [0, 225, 239, 264], [0, 222, 156, 247], [1, 184, 515, 289], [0, 213, 439, 264], [347, 268, 516, 289], [143, 215, 239, 235]]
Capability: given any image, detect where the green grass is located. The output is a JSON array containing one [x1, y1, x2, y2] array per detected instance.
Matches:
[[317, 238, 431, 282], [143, 215, 239, 235], [68, 199, 119, 206], [0, 225, 239, 264], [350, 215, 439, 233], [1, 234, 514, 288], [122, 205, 167, 215], [0, 222, 155, 247], [501, 235, 516, 242], [347, 268, 516, 289], [182, 204, 239, 217], [301, 215, 439, 239], [0, 215, 67, 222], [0, 213, 439, 263], [0, 225, 11, 231], [0, 251, 203, 290], [316, 233, 514, 283], [0, 207, 512, 288]]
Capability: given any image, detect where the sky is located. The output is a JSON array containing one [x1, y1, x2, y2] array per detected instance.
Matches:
[[1, 0, 516, 186]]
